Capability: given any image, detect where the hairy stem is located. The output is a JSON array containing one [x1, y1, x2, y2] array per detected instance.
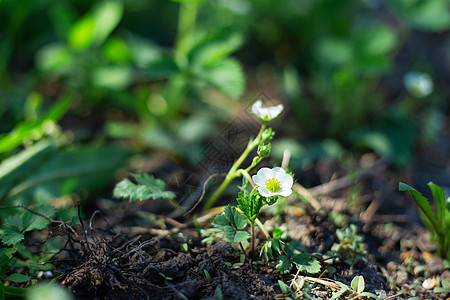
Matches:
[[202, 124, 266, 212]]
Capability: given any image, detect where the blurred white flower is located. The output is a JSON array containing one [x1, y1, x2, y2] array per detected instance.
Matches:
[[251, 100, 283, 122], [27, 284, 73, 300], [403, 71, 433, 98], [252, 167, 293, 197], [422, 276, 436, 290]]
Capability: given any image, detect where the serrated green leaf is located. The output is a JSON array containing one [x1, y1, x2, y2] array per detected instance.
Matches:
[[0, 227, 24, 246], [276, 255, 292, 274], [213, 214, 229, 227], [223, 225, 236, 242], [249, 189, 263, 222], [223, 205, 247, 230], [233, 231, 251, 244], [292, 253, 321, 274], [113, 173, 175, 201], [22, 204, 56, 232], [351, 276, 365, 294], [7, 273, 30, 283], [236, 190, 250, 219]]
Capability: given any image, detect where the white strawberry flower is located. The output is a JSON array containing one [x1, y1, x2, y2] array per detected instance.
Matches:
[[251, 100, 284, 122], [252, 167, 293, 197]]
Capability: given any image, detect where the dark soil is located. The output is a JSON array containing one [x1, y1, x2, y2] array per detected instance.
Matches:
[[48, 145, 450, 299]]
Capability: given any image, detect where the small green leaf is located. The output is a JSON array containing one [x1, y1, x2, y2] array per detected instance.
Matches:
[[276, 255, 292, 274], [7, 273, 30, 283], [278, 280, 290, 294], [113, 173, 175, 201], [223, 225, 236, 242], [233, 231, 251, 244], [331, 287, 349, 300], [351, 275, 365, 294], [223, 205, 247, 230], [292, 253, 321, 274], [213, 214, 229, 227], [357, 292, 382, 299]]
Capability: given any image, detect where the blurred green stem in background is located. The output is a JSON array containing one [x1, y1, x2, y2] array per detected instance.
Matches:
[[162, 1, 199, 124], [203, 123, 266, 212]]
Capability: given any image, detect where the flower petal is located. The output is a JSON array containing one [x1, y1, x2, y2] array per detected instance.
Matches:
[[277, 188, 292, 197], [252, 174, 265, 186], [278, 173, 293, 189], [251, 100, 284, 121], [258, 186, 275, 197], [256, 167, 274, 180]]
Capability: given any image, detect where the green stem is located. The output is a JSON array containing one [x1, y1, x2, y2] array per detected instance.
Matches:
[[175, 1, 198, 66], [251, 220, 255, 260], [202, 124, 266, 212]]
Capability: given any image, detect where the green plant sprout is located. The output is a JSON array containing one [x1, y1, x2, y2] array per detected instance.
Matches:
[[329, 224, 368, 267], [214, 165, 293, 259], [203, 100, 284, 211], [331, 275, 382, 300], [399, 182, 450, 260]]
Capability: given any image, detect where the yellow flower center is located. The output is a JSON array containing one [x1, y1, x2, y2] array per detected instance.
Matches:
[[265, 178, 281, 193]]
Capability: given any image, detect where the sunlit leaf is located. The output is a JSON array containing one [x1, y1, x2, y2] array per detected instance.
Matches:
[[35, 43, 73, 73], [198, 58, 245, 100], [189, 31, 243, 67], [92, 0, 123, 46], [233, 230, 251, 244], [92, 65, 133, 90], [292, 253, 321, 274], [68, 15, 95, 49], [351, 275, 365, 294]]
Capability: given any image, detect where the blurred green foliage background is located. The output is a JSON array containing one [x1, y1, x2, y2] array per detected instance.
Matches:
[[1, 0, 449, 214]]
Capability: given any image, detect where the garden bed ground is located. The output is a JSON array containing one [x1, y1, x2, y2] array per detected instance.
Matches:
[[45, 134, 450, 299]]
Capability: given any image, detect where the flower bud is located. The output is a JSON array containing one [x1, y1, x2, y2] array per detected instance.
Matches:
[[257, 142, 271, 158]]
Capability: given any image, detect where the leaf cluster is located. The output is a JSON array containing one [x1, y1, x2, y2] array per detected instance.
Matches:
[[332, 276, 381, 300], [261, 239, 321, 275], [399, 182, 450, 260], [213, 206, 251, 244], [330, 224, 367, 266], [236, 189, 263, 223]]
